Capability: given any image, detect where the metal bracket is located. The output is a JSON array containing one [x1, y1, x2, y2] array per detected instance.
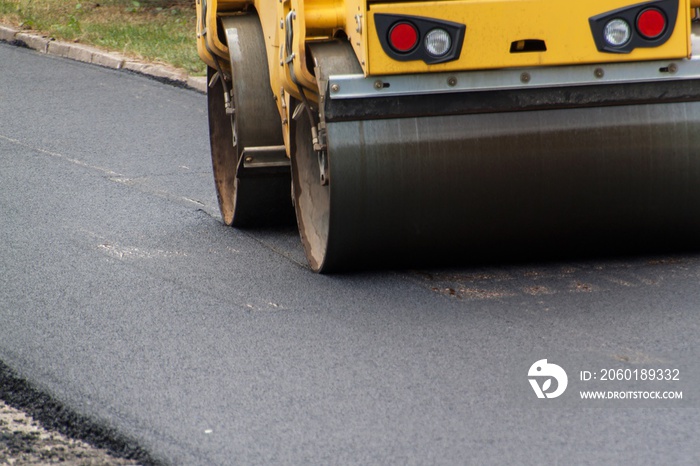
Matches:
[[317, 151, 329, 186], [284, 11, 327, 160], [225, 89, 235, 116], [241, 146, 289, 168], [314, 120, 327, 152]]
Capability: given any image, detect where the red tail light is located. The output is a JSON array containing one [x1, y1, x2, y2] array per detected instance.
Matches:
[[389, 22, 419, 53], [637, 8, 666, 39], [375, 14, 465, 64], [589, 0, 677, 53]]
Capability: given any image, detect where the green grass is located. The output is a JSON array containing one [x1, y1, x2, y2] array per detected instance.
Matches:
[[0, 0, 205, 75]]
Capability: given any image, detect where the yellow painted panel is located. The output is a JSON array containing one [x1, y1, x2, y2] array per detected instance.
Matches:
[[367, 0, 691, 75]]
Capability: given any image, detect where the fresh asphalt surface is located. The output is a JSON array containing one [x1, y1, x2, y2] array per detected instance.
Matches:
[[1, 43, 699, 465]]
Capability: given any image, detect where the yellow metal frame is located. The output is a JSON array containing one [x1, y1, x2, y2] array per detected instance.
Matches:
[[196, 0, 360, 153]]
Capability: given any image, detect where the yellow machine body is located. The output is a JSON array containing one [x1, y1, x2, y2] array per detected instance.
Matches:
[[197, 0, 696, 156], [196, 0, 700, 272], [366, 0, 691, 74]]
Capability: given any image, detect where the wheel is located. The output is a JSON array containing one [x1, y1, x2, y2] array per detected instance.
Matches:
[[207, 13, 293, 227]]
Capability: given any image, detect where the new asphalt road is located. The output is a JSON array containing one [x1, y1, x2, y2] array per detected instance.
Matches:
[[1, 43, 698, 465]]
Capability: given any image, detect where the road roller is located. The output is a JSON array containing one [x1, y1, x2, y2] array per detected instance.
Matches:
[[197, 0, 700, 272]]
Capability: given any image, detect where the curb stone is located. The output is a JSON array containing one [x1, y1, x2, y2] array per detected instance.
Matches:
[[0, 25, 16, 42], [0, 24, 207, 93], [15, 31, 50, 52]]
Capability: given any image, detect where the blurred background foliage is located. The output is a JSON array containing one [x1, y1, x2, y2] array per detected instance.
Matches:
[[0, 0, 205, 74]]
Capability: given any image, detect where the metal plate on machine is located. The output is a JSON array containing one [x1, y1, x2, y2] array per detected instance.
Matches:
[[327, 57, 700, 99], [240, 146, 289, 169], [329, 24, 700, 100]]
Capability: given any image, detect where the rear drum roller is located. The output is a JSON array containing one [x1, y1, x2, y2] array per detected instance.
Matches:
[[293, 96, 700, 273], [291, 43, 700, 273], [291, 42, 366, 273], [207, 13, 293, 227]]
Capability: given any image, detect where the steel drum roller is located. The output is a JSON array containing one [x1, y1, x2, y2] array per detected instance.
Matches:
[[294, 97, 700, 271]]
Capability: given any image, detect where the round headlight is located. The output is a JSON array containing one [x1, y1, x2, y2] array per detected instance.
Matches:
[[604, 19, 631, 47], [424, 28, 452, 57]]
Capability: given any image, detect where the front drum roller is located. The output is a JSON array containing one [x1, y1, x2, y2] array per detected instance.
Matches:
[[293, 44, 700, 273], [207, 13, 293, 227]]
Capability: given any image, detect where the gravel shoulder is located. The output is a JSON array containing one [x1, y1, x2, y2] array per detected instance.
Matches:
[[0, 358, 157, 466], [0, 401, 139, 466]]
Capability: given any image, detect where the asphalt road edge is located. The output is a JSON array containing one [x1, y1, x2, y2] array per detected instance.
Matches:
[[0, 24, 207, 93], [0, 26, 196, 464], [0, 360, 163, 465]]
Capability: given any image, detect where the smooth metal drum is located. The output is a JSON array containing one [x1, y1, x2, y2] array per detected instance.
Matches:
[[293, 96, 700, 272], [208, 14, 294, 227]]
